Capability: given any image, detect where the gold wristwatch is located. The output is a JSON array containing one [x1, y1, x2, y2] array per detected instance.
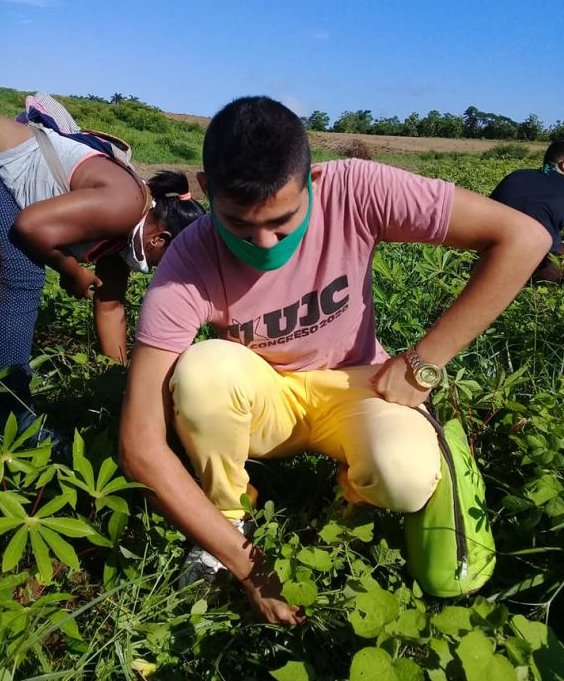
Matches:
[[405, 348, 444, 389]]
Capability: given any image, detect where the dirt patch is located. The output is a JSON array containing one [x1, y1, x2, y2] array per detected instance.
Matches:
[[166, 112, 211, 129], [307, 131, 544, 156], [135, 162, 205, 200]]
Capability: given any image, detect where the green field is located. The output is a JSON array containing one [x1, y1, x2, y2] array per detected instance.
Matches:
[[1, 89, 563, 680]]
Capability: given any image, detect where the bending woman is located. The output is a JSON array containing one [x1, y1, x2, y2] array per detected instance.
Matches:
[[0, 114, 205, 423]]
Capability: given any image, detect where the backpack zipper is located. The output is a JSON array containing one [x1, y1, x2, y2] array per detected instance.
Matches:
[[415, 408, 469, 580]]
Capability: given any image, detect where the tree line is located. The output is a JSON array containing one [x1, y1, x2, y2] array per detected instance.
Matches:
[[303, 106, 564, 141]]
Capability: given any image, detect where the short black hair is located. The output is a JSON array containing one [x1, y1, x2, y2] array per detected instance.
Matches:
[[147, 170, 206, 237], [202, 96, 311, 204], [544, 140, 564, 165]]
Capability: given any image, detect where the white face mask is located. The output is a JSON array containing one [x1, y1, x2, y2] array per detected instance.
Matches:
[[124, 202, 155, 273]]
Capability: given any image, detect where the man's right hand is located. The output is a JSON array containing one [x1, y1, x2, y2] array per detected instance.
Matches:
[[241, 557, 306, 625]]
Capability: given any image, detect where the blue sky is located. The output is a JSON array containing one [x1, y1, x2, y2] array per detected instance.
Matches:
[[1, 0, 562, 127]]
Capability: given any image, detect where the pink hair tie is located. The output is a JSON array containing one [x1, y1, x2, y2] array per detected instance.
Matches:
[[178, 192, 192, 201]]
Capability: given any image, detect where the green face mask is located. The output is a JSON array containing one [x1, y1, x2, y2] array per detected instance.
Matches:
[[210, 174, 313, 271]]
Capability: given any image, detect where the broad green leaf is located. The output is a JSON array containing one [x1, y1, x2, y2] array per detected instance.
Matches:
[[372, 539, 404, 567], [510, 615, 548, 650], [545, 496, 564, 517], [41, 516, 94, 538], [432, 606, 473, 636], [263, 500, 275, 523], [0, 572, 29, 594], [274, 558, 292, 583], [426, 638, 454, 681], [34, 466, 57, 489], [239, 493, 252, 513], [49, 609, 82, 640], [30, 528, 53, 583], [96, 457, 118, 492], [270, 660, 315, 681], [4, 459, 36, 475], [349, 587, 399, 638], [510, 615, 564, 680], [456, 631, 517, 681], [103, 559, 118, 589], [191, 599, 208, 615], [131, 660, 158, 678], [96, 494, 129, 514], [472, 598, 509, 630], [393, 658, 424, 681], [281, 580, 317, 606], [386, 609, 428, 639], [350, 647, 396, 681], [505, 637, 532, 667], [74, 453, 95, 489], [0, 492, 27, 519], [39, 525, 80, 570], [318, 520, 343, 544], [350, 522, 374, 542], [2, 525, 29, 572], [108, 511, 128, 543], [502, 495, 534, 513], [526, 474, 562, 506], [296, 547, 332, 572]]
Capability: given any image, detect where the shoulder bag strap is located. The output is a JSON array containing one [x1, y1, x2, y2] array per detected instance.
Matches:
[[29, 125, 70, 194]]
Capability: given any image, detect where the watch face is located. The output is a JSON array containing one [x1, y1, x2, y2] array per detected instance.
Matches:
[[416, 365, 442, 388]]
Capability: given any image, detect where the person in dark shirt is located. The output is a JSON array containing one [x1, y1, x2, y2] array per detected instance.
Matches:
[[490, 140, 564, 283]]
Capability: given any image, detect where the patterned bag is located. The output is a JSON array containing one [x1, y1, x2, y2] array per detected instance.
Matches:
[[16, 93, 135, 193]]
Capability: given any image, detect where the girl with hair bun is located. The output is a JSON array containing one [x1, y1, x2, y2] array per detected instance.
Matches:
[[0, 114, 206, 425]]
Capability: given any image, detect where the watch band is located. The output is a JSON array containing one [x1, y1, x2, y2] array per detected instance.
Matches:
[[405, 348, 444, 389]]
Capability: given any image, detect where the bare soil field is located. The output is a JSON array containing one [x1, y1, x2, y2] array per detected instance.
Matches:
[[147, 113, 544, 200]]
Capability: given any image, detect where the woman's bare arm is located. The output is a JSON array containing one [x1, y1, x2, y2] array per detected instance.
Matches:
[[93, 256, 130, 363]]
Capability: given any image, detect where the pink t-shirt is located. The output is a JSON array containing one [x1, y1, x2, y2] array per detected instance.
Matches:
[[137, 159, 454, 371]]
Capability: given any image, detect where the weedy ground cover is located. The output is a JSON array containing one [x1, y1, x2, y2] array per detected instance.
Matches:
[[0, 131, 563, 679]]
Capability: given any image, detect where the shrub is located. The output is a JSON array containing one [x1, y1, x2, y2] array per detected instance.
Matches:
[[481, 143, 533, 161], [340, 138, 372, 160]]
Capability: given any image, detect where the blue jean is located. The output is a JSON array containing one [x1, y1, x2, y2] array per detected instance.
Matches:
[[0, 179, 45, 426]]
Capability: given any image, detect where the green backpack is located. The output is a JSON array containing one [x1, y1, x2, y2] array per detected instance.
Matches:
[[404, 410, 496, 597]]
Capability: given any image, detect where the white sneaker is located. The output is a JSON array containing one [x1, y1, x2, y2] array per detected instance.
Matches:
[[178, 518, 246, 588]]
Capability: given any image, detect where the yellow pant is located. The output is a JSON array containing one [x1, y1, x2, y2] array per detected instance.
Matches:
[[170, 339, 441, 520]]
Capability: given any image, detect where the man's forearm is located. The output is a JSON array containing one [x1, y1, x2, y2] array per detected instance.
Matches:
[[120, 441, 259, 581]]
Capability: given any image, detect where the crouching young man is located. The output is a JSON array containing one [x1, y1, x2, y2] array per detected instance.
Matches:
[[119, 96, 550, 625]]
